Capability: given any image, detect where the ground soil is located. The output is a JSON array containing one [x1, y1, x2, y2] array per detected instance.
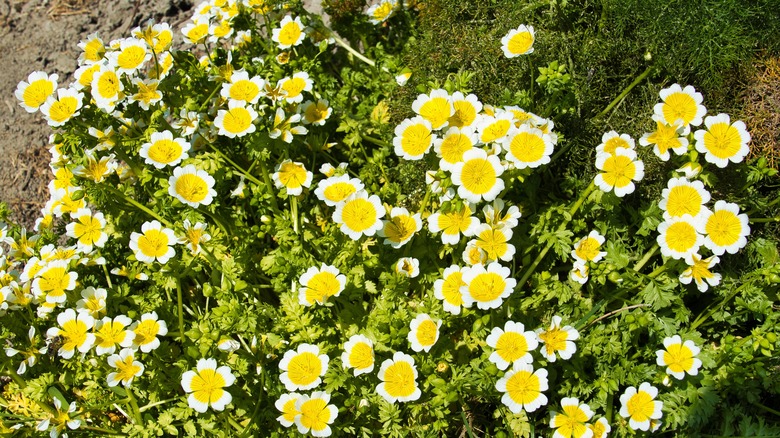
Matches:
[[0, 0, 324, 229]]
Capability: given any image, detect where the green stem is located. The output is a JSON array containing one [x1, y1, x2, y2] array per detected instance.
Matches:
[[751, 401, 780, 417], [81, 425, 126, 435], [329, 33, 377, 68], [746, 196, 780, 217], [647, 264, 666, 278], [204, 140, 263, 186], [176, 279, 185, 342], [516, 182, 596, 290], [112, 146, 143, 180], [460, 409, 477, 438], [106, 186, 172, 228], [125, 388, 144, 425], [362, 135, 392, 148], [291, 197, 299, 234], [749, 217, 780, 223], [595, 65, 654, 120], [691, 280, 753, 330], [359, 141, 388, 182], [632, 244, 659, 272], [102, 263, 113, 290], [257, 159, 282, 215]]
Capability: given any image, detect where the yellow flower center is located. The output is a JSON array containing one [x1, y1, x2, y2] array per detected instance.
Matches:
[[539, 327, 567, 355], [134, 319, 161, 346], [304, 271, 341, 304], [286, 352, 322, 387], [372, 3, 394, 21], [509, 132, 546, 163], [341, 198, 377, 232], [278, 162, 308, 190], [299, 398, 330, 432], [480, 120, 511, 143], [186, 23, 209, 43], [602, 137, 630, 154], [349, 342, 374, 370], [148, 139, 183, 165], [496, 331, 529, 363], [663, 343, 695, 374], [278, 22, 302, 47], [705, 210, 742, 247], [39, 267, 70, 298], [419, 97, 452, 129], [601, 155, 636, 188], [227, 80, 260, 102], [323, 182, 356, 203], [175, 174, 209, 203], [97, 71, 121, 99], [662, 92, 697, 126], [383, 361, 416, 398], [415, 320, 438, 348], [575, 237, 601, 262], [74, 216, 102, 245], [449, 101, 477, 128], [61, 319, 89, 351], [665, 221, 698, 253], [553, 405, 590, 438], [117, 46, 146, 70], [626, 391, 655, 422], [383, 215, 417, 244], [505, 370, 541, 405], [400, 123, 432, 157], [703, 123, 742, 159], [507, 31, 534, 55], [84, 39, 105, 62], [468, 272, 506, 303], [438, 206, 473, 236], [222, 107, 253, 134], [48, 96, 79, 123], [666, 185, 703, 218], [115, 355, 142, 382], [461, 158, 497, 195], [23, 79, 54, 108], [476, 228, 509, 260], [441, 271, 465, 306], [281, 398, 299, 423], [137, 229, 170, 258], [96, 322, 127, 348], [191, 368, 226, 404], [647, 122, 681, 155], [282, 77, 307, 100], [439, 133, 472, 164]]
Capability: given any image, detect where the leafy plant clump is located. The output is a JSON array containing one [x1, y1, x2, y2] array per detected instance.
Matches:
[[1, 0, 779, 437]]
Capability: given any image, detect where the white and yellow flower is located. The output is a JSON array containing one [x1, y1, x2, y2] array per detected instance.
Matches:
[[428, 202, 480, 245], [75, 286, 107, 318], [314, 174, 364, 206], [182, 19, 210, 45], [300, 99, 333, 126], [46, 309, 95, 359], [434, 127, 477, 171], [269, 107, 308, 143], [65, 209, 107, 253], [448, 91, 482, 128], [178, 219, 211, 255], [596, 131, 635, 155], [654, 83, 706, 127], [407, 313, 441, 353], [91, 65, 124, 111], [110, 38, 151, 75], [412, 89, 453, 130], [32, 260, 77, 304], [94, 315, 135, 355], [503, 124, 553, 169], [275, 392, 302, 428], [462, 240, 489, 266], [482, 198, 522, 231], [659, 177, 711, 221], [332, 191, 385, 240], [693, 113, 751, 168], [214, 100, 258, 138], [496, 362, 548, 413], [472, 224, 515, 262], [366, 0, 397, 24], [40, 88, 84, 127], [393, 116, 435, 160], [341, 334, 375, 376], [594, 147, 644, 197], [394, 257, 420, 278], [476, 112, 514, 144], [131, 311, 167, 353], [280, 72, 313, 104], [129, 78, 162, 110], [536, 315, 579, 362], [501, 25, 535, 58], [378, 207, 422, 248], [107, 348, 144, 387], [433, 265, 466, 315], [130, 220, 176, 264], [656, 216, 703, 261], [679, 254, 721, 292], [272, 15, 305, 49], [77, 32, 105, 65], [587, 417, 611, 438], [571, 230, 606, 265], [376, 351, 421, 403], [72, 150, 117, 183], [273, 160, 313, 196], [169, 165, 217, 208], [279, 343, 329, 391], [656, 335, 702, 380], [550, 397, 594, 438], [486, 321, 539, 370], [639, 116, 689, 161], [299, 264, 346, 306], [181, 358, 236, 413], [294, 391, 339, 437], [451, 148, 505, 204], [701, 200, 750, 255], [15, 71, 58, 113], [619, 382, 663, 431], [139, 130, 190, 169], [461, 262, 516, 310]]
